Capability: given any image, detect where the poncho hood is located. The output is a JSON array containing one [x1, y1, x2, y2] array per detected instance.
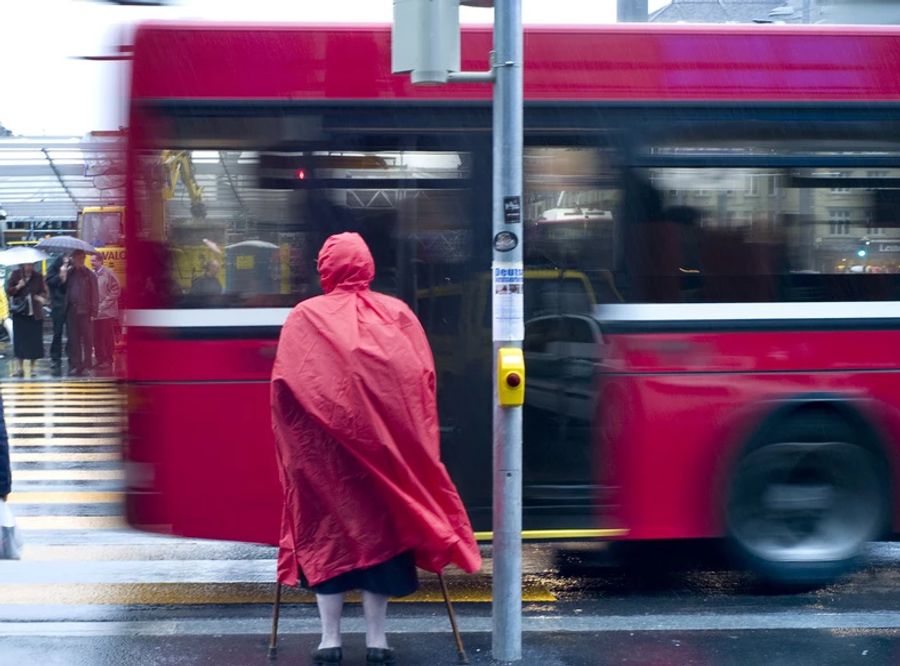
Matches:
[[317, 232, 375, 294]]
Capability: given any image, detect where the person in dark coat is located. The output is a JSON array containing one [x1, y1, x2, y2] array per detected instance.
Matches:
[[63, 250, 99, 376], [45, 254, 70, 376], [6, 262, 48, 379]]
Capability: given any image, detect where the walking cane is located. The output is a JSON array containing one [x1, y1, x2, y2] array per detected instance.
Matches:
[[437, 570, 469, 664], [267, 581, 283, 660]]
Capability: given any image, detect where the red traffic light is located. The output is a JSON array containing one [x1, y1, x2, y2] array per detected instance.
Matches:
[[295, 168, 307, 180]]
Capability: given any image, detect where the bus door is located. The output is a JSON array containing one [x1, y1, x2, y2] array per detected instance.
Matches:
[[520, 144, 620, 523]]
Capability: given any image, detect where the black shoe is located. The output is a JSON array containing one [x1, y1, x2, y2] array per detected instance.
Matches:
[[51, 363, 62, 377], [312, 646, 342, 665], [366, 647, 396, 665]]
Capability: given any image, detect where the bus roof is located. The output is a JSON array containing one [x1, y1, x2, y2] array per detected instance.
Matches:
[[131, 23, 900, 104]]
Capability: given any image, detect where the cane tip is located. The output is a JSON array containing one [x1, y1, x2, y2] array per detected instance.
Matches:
[[267, 646, 278, 660], [458, 653, 469, 664]]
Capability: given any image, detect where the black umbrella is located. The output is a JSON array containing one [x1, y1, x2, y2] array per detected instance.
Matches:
[[35, 236, 99, 255]]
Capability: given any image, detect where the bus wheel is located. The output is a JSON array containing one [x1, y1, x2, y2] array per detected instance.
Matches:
[[726, 416, 887, 587]]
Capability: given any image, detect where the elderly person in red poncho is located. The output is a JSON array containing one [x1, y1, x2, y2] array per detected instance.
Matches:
[[271, 232, 481, 666]]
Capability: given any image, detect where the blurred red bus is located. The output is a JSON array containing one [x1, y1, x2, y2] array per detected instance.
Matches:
[[125, 23, 900, 584]]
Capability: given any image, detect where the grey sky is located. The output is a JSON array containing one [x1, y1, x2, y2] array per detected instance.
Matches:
[[1, 0, 660, 136]]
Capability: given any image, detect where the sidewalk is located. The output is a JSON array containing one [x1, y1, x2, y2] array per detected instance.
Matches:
[[0, 622, 897, 665], [0, 330, 118, 381]]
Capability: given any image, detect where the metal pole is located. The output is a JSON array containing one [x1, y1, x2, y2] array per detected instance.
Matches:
[[492, 0, 523, 662]]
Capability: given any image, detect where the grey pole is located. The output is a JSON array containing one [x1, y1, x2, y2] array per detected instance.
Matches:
[[492, 0, 523, 661]]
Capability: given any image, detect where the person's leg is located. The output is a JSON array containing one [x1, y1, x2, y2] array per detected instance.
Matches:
[[100, 319, 114, 367], [315, 592, 344, 650], [93, 319, 104, 367], [50, 311, 64, 367], [82, 314, 95, 370], [67, 311, 82, 373], [22, 358, 31, 379], [361, 591, 390, 649]]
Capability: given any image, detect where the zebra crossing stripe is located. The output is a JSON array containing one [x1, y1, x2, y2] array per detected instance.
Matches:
[[7, 492, 123, 504], [16, 516, 128, 530], [10, 453, 119, 462]]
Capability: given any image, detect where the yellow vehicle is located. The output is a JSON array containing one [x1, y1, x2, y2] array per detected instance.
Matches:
[[79, 205, 126, 288]]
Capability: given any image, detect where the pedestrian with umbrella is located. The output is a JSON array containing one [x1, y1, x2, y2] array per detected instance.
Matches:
[[63, 250, 99, 377], [45, 253, 71, 376], [0, 247, 49, 379], [36, 238, 100, 377]]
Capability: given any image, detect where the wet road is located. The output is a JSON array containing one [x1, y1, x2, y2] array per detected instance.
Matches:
[[1, 377, 900, 664]]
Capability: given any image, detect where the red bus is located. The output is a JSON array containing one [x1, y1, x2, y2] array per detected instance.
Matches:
[[125, 23, 900, 585]]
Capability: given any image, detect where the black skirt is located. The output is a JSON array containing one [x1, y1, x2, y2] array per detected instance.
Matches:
[[12, 315, 44, 360], [303, 550, 419, 597]]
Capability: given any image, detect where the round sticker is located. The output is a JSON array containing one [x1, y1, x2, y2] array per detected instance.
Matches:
[[494, 231, 518, 252]]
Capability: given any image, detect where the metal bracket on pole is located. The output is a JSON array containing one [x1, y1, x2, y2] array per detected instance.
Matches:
[[447, 52, 496, 83]]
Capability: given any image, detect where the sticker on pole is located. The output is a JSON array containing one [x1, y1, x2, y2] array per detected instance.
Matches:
[[493, 231, 518, 252], [503, 196, 521, 224], [492, 261, 524, 341]]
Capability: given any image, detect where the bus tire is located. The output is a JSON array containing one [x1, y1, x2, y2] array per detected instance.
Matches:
[[725, 411, 888, 587]]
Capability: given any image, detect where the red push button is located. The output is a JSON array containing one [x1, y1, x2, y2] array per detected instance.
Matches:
[[506, 372, 522, 388]]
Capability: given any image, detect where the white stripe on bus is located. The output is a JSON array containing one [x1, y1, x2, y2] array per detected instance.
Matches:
[[595, 301, 900, 322], [126, 302, 900, 328], [124, 308, 291, 328]]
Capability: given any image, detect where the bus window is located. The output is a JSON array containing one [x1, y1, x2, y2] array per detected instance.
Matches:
[[625, 131, 900, 303], [524, 146, 621, 311], [134, 132, 476, 309]]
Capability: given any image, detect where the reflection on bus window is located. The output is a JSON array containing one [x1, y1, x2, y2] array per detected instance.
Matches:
[[524, 146, 621, 314], [622, 139, 900, 303], [136, 147, 473, 308]]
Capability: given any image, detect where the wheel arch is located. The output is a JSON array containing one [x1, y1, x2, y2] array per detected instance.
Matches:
[[723, 392, 894, 539]]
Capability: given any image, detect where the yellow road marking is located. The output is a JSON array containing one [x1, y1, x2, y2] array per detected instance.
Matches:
[[10, 452, 119, 462], [8, 427, 122, 435], [7, 416, 123, 424], [1, 392, 121, 398], [1, 380, 116, 384], [11, 469, 124, 481], [473, 528, 629, 542], [16, 516, 127, 530], [0, 579, 553, 605], [3, 393, 127, 405], [10, 437, 120, 447], [7, 491, 123, 504], [1, 388, 120, 394]]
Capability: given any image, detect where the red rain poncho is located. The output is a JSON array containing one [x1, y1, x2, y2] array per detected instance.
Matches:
[[271, 232, 481, 587]]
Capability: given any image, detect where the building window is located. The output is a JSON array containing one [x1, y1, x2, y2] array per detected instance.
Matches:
[[830, 171, 851, 193], [829, 210, 851, 235]]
